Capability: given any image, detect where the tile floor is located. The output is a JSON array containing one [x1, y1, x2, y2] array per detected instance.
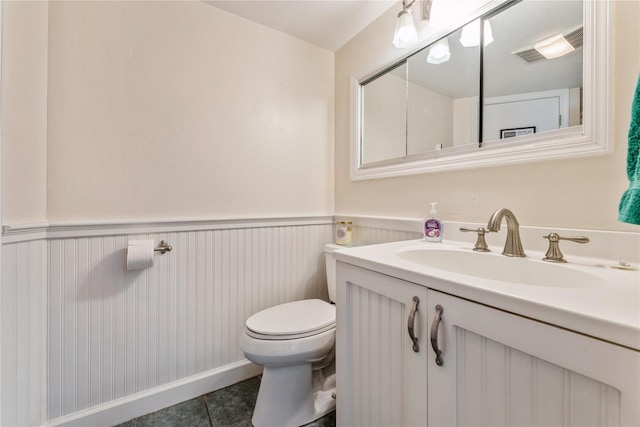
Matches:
[[113, 376, 336, 427]]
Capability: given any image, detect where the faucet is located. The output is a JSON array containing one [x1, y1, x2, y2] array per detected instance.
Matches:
[[486, 208, 526, 257]]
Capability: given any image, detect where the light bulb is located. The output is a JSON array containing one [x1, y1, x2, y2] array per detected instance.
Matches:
[[393, 10, 418, 48], [459, 19, 493, 47], [427, 38, 451, 64]]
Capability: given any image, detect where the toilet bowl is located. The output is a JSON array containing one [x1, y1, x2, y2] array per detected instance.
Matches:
[[240, 244, 341, 427]]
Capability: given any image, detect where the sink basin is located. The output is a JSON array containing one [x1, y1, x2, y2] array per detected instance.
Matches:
[[396, 248, 607, 288]]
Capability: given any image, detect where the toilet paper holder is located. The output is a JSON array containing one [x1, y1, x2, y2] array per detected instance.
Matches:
[[154, 240, 173, 254]]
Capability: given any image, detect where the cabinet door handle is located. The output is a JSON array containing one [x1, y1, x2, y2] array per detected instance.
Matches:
[[407, 296, 420, 353], [430, 304, 444, 366]]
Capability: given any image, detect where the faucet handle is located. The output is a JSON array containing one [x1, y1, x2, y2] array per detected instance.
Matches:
[[460, 227, 490, 252], [542, 233, 590, 263]]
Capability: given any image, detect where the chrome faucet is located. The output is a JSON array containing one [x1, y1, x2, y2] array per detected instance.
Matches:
[[486, 208, 526, 257]]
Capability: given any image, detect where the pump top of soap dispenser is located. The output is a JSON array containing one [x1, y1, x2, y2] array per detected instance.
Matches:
[[429, 202, 438, 217]]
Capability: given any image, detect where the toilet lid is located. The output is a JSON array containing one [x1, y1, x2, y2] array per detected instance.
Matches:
[[246, 299, 336, 339]]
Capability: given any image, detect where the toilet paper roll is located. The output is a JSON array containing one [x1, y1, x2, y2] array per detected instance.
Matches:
[[127, 240, 154, 270]]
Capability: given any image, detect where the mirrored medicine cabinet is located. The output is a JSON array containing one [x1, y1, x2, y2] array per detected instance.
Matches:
[[350, 0, 612, 180]]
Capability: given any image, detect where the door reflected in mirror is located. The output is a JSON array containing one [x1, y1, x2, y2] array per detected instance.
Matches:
[[482, 0, 582, 143], [357, 0, 586, 171]]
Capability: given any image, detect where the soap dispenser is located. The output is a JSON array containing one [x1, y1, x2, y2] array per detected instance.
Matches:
[[424, 202, 443, 242]]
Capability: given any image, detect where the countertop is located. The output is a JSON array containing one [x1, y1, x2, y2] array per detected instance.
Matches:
[[334, 239, 640, 351]]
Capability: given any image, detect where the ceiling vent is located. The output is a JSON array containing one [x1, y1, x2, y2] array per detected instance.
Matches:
[[514, 49, 546, 63], [513, 26, 583, 63], [564, 26, 583, 49]]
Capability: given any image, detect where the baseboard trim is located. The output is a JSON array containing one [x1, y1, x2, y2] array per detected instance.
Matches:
[[43, 361, 263, 427]]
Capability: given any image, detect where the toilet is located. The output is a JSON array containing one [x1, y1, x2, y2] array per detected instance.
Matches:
[[240, 244, 340, 427]]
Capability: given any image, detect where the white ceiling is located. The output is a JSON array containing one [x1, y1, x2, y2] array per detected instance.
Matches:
[[204, 0, 397, 52]]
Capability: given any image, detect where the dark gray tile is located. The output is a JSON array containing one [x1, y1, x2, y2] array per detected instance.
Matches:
[[303, 410, 336, 427], [204, 376, 260, 426], [230, 420, 253, 427], [112, 422, 132, 427], [135, 397, 211, 427]]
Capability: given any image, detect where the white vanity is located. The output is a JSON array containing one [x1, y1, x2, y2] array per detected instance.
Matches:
[[334, 239, 640, 426]]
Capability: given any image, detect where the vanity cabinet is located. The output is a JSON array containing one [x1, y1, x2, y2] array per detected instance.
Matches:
[[336, 262, 640, 426], [427, 289, 640, 426], [335, 262, 428, 427]]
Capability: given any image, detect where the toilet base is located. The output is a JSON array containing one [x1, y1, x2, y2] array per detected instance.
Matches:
[[252, 363, 336, 427]]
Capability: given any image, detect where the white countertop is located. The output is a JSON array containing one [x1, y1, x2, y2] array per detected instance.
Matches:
[[334, 239, 640, 351]]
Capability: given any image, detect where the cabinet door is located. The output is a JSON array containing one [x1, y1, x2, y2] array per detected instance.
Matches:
[[427, 289, 640, 426], [336, 262, 428, 427]]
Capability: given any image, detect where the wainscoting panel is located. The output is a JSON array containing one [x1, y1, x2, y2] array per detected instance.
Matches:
[[353, 225, 421, 245], [453, 327, 622, 425], [46, 223, 333, 419], [6, 216, 422, 424], [1, 239, 48, 427], [333, 215, 422, 246], [1, 215, 418, 425], [6, 215, 633, 424]]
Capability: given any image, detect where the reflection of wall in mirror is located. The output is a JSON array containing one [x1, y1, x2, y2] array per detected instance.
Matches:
[[362, 73, 407, 164], [453, 97, 479, 147], [362, 74, 454, 164], [407, 82, 453, 155]]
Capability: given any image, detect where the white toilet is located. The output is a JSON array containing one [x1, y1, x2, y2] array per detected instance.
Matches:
[[240, 244, 340, 427]]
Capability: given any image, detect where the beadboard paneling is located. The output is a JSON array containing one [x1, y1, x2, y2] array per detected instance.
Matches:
[[1, 239, 48, 427], [3, 216, 410, 424], [454, 327, 621, 425], [334, 215, 422, 246], [1, 218, 333, 424], [46, 223, 332, 419], [347, 285, 405, 427], [353, 225, 421, 245], [338, 264, 428, 427], [4, 215, 637, 424]]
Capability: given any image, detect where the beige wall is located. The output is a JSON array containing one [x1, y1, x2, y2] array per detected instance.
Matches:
[[335, 1, 640, 232], [2, 0, 334, 224], [1, 0, 49, 225], [2, 1, 638, 231]]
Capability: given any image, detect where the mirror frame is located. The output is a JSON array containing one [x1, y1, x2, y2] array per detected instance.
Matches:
[[350, 0, 612, 181]]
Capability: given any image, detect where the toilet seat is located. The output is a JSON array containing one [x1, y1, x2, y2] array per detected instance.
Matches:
[[246, 299, 335, 340]]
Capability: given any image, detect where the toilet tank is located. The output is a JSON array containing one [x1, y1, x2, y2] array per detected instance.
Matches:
[[324, 244, 342, 303]]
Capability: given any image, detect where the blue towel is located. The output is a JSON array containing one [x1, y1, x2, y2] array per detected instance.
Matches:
[[618, 73, 640, 225]]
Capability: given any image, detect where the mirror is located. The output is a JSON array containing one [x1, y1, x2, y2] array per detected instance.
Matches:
[[351, 0, 611, 180], [406, 25, 480, 153], [361, 62, 408, 164], [482, 0, 583, 142]]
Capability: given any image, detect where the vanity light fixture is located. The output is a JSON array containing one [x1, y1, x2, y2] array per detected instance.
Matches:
[[393, 0, 419, 48], [459, 19, 493, 47], [427, 38, 451, 64], [534, 33, 575, 59]]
